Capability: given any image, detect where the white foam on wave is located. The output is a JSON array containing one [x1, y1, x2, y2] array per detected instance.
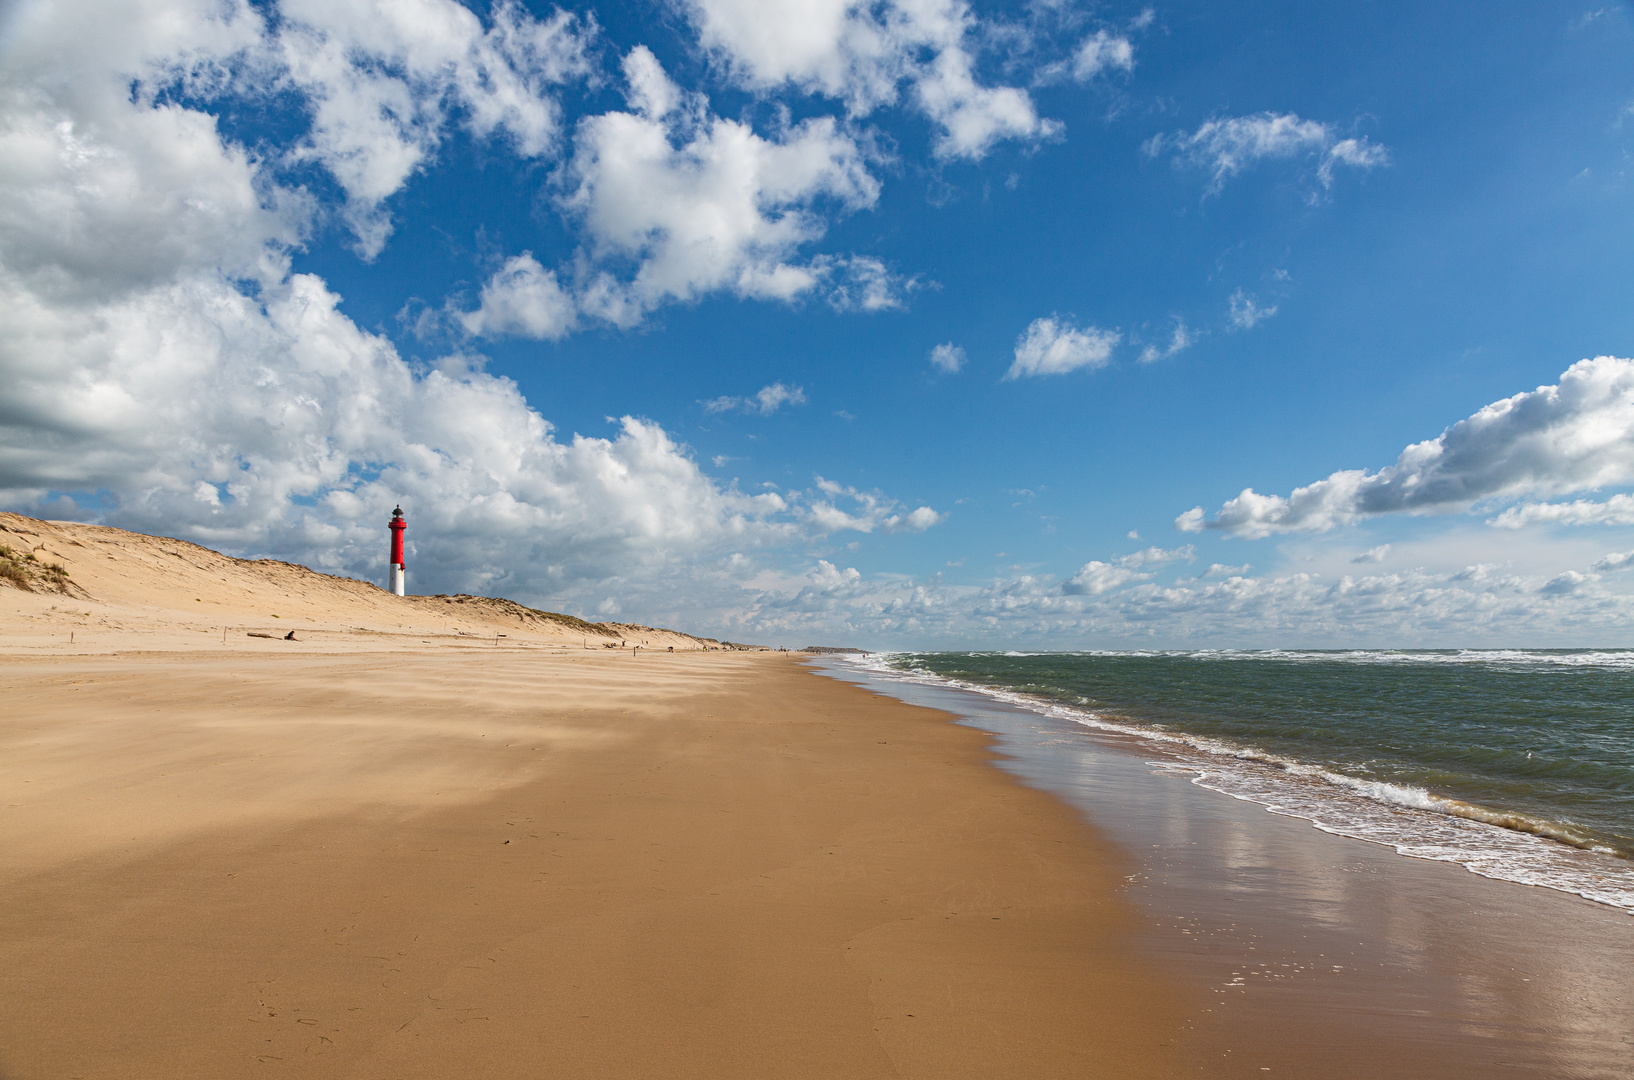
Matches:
[[923, 647, 1634, 669], [843, 652, 1634, 914]]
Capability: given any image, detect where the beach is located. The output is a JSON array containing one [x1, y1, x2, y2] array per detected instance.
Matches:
[[821, 659, 1634, 1079], [1, 647, 1187, 1079], [4, 515, 1633, 1078]]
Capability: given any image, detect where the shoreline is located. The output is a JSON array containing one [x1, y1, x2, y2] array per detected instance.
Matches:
[[842, 650, 1634, 913], [7, 635, 1630, 1077], [814, 656, 1634, 1078], [1, 648, 1188, 1079]]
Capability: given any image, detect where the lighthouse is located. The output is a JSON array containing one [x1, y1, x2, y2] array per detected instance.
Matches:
[[388, 505, 407, 596]]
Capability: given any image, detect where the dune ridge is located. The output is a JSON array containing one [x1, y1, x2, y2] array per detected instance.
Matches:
[[0, 512, 724, 652]]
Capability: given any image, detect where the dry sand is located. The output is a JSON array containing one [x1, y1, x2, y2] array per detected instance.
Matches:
[[14, 514, 1608, 1078], [0, 516, 1189, 1078], [0, 650, 1192, 1080], [0, 512, 715, 653]]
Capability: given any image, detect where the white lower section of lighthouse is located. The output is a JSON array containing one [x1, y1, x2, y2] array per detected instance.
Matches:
[[391, 564, 405, 596]]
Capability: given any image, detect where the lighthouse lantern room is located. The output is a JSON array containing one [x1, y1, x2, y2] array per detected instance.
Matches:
[[388, 505, 407, 596]]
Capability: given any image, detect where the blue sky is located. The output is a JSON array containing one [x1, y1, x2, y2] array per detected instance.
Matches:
[[6, 0, 1634, 646]]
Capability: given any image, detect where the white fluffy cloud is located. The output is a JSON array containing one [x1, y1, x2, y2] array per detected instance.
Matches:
[[457, 253, 577, 339], [0, 0, 302, 300], [1351, 544, 1392, 564], [1146, 111, 1388, 195], [2, 0, 592, 266], [451, 48, 906, 338], [1488, 493, 1634, 529], [807, 478, 942, 534], [703, 382, 807, 416], [1, 266, 813, 585], [677, 0, 1062, 160], [561, 47, 882, 324], [0, 256, 938, 603], [1063, 545, 1194, 595], [273, 0, 594, 255], [1592, 550, 1634, 572], [714, 547, 1634, 648], [1007, 315, 1120, 378], [1179, 357, 1634, 538], [0, 0, 940, 618]]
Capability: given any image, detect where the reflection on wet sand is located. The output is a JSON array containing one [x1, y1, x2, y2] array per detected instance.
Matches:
[[816, 660, 1634, 1079]]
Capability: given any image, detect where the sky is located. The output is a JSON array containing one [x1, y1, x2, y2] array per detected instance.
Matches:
[[5, 0, 1634, 648]]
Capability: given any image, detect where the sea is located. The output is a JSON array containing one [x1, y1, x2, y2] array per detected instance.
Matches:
[[848, 649, 1634, 914]]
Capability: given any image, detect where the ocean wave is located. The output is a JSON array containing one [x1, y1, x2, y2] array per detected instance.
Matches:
[[876, 647, 1634, 669], [840, 653, 1634, 913]]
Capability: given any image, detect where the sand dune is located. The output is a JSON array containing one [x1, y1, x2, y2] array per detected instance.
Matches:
[[0, 514, 1187, 1079], [0, 512, 720, 652]]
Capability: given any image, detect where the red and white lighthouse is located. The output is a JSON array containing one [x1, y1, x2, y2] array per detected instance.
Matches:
[[388, 505, 407, 596]]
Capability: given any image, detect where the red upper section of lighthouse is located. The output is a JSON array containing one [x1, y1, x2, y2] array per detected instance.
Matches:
[[389, 505, 406, 566]]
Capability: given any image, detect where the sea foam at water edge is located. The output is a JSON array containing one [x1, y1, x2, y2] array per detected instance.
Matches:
[[851, 650, 1634, 914]]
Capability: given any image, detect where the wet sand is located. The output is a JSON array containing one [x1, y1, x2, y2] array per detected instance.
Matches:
[[818, 659, 1634, 1079], [0, 648, 1188, 1079]]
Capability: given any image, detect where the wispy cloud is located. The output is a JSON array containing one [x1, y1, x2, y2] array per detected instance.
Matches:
[[1229, 289, 1277, 329], [929, 342, 966, 373], [702, 382, 808, 417], [1145, 111, 1388, 195], [1070, 30, 1135, 81], [1139, 319, 1195, 363]]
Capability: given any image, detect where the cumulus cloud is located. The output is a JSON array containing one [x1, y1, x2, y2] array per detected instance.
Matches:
[[1145, 111, 1388, 195], [2, 0, 595, 262], [702, 382, 808, 416], [1351, 544, 1391, 564], [1062, 545, 1194, 595], [0, 1, 304, 302], [17, 5, 905, 340], [1488, 493, 1634, 529], [1202, 562, 1250, 577], [714, 550, 1634, 648], [448, 49, 907, 338], [1178, 357, 1634, 538], [457, 253, 576, 339], [1007, 315, 1120, 378], [0, 0, 937, 620], [807, 478, 942, 534], [1, 269, 808, 589], [562, 47, 880, 323], [677, 0, 1058, 160], [929, 342, 966, 373], [273, 0, 595, 255], [1540, 570, 1591, 595], [914, 44, 1061, 160], [621, 42, 683, 120], [1592, 550, 1634, 572]]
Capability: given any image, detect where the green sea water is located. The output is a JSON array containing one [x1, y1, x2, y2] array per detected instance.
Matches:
[[873, 649, 1634, 908]]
